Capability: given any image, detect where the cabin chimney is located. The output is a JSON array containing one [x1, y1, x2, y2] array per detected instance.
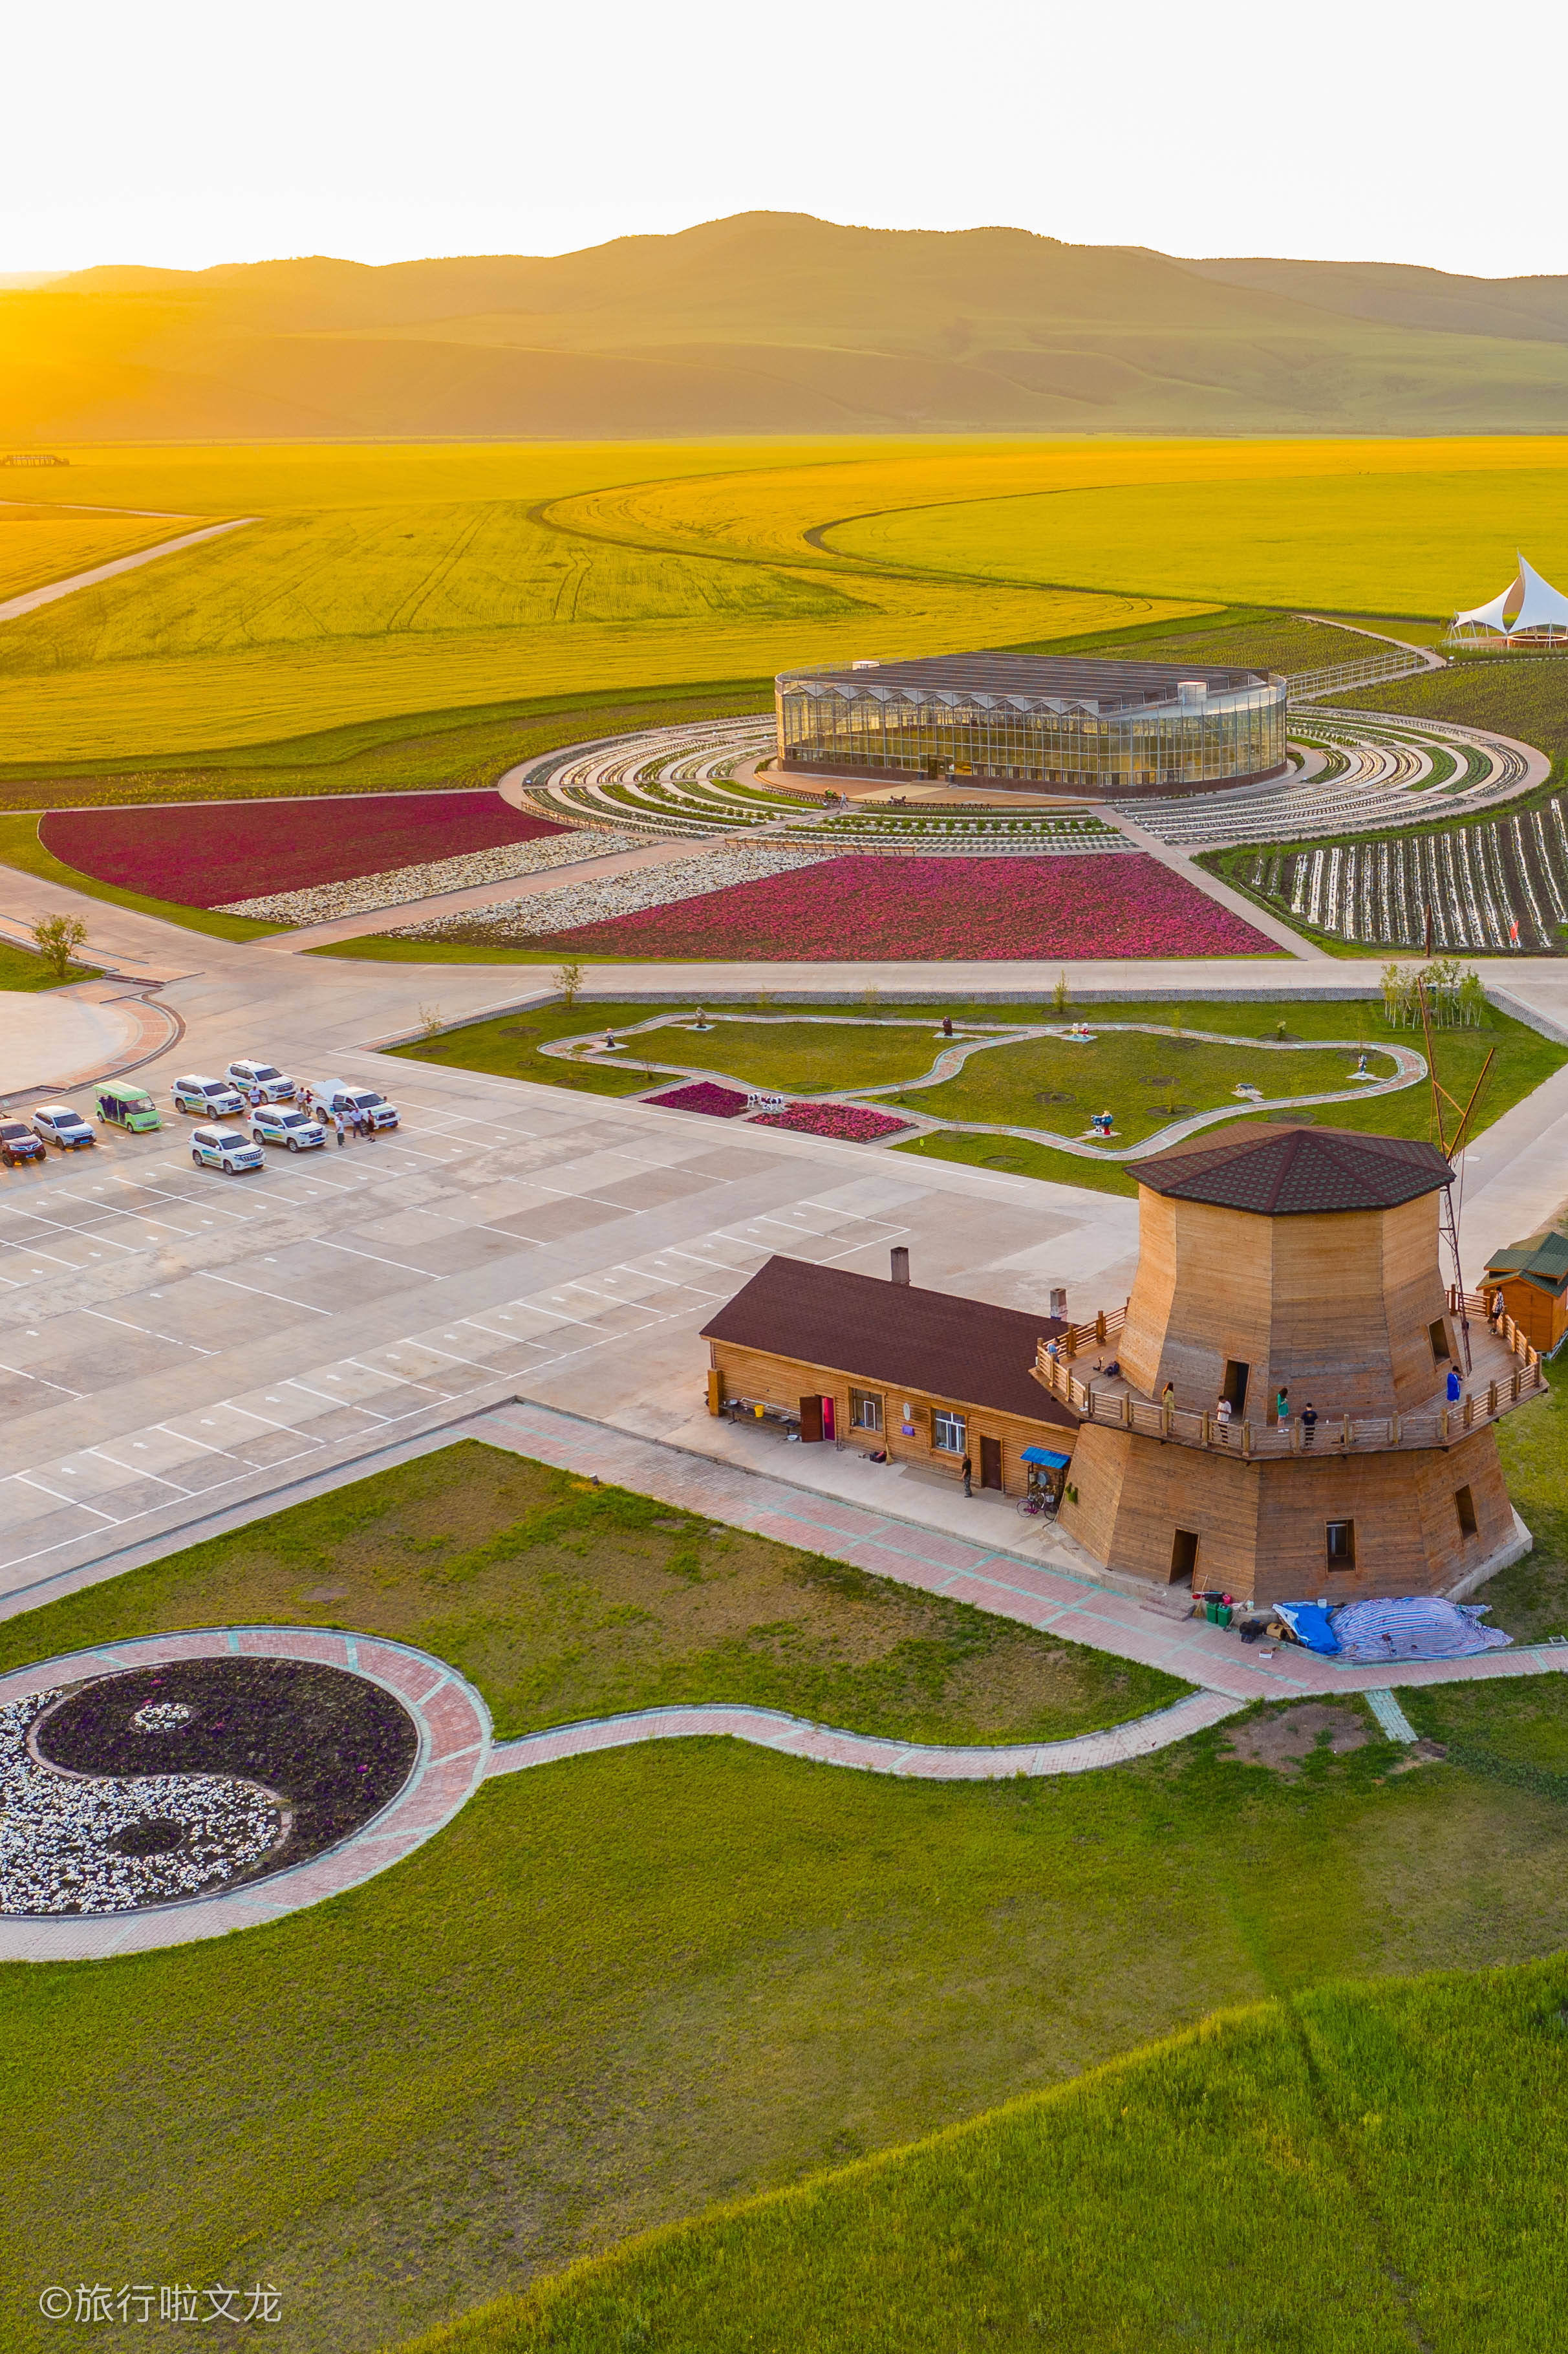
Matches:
[[1049, 1287, 1068, 1319], [890, 1246, 910, 1285]]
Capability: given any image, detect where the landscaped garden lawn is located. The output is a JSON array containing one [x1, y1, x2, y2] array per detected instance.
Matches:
[[0, 812, 282, 944], [7, 1412, 1568, 2351], [514, 854, 1274, 962], [0, 1441, 1180, 1746], [393, 993, 1564, 1168], [37, 791, 566, 907], [0, 936, 99, 991]]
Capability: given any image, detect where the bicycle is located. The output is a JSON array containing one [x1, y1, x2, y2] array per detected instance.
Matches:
[[1016, 1491, 1058, 1520]]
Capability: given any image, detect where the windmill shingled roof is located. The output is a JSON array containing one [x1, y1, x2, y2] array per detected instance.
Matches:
[[1133, 1123, 1453, 1215]]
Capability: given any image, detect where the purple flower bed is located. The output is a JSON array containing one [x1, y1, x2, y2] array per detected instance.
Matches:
[[41, 791, 566, 907], [526, 854, 1274, 961], [645, 1080, 750, 1118], [752, 1103, 912, 1141]]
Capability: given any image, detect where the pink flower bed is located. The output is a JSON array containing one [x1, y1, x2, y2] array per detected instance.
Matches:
[[530, 854, 1273, 960], [752, 1103, 912, 1141], [645, 1081, 749, 1118], [40, 792, 566, 907]]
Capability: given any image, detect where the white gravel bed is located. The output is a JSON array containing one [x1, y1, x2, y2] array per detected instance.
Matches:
[[0, 1687, 285, 1916], [390, 843, 841, 941], [217, 828, 638, 923]]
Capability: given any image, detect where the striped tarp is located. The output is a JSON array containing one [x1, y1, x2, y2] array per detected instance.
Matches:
[[1329, 1597, 1511, 1664]]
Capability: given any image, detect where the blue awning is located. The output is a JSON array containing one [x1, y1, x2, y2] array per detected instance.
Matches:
[[1020, 1446, 1071, 1468]]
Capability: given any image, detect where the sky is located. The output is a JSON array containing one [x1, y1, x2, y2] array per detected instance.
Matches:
[[5, 0, 1564, 279]]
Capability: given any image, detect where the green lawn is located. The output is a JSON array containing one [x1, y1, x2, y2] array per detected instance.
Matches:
[[0, 936, 98, 991], [0, 1442, 1181, 1749], [392, 994, 1562, 1167], [9, 1414, 1568, 2351], [403, 1956, 1568, 2354]]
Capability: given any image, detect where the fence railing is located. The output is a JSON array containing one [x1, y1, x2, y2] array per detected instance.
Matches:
[[1289, 647, 1432, 700], [1033, 1291, 1542, 1457]]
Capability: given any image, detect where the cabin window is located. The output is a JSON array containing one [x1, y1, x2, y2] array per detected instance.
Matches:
[[1429, 1319, 1452, 1364], [1455, 1484, 1478, 1539], [932, 1409, 967, 1454], [850, 1388, 883, 1432], [1221, 1359, 1249, 1413], [1326, 1519, 1356, 1568]]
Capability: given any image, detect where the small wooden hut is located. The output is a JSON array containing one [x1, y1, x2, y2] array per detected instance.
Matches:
[[1482, 1233, 1568, 1357]]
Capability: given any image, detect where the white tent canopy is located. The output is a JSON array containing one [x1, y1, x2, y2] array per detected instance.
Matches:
[[1451, 552, 1568, 638]]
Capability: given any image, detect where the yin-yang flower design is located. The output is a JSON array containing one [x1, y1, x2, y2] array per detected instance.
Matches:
[[0, 1656, 418, 1917]]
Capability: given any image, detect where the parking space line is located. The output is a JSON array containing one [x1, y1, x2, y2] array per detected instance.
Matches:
[[14, 1473, 120, 1524], [317, 1236, 436, 1277], [83, 1445, 194, 1496], [195, 1269, 334, 1315], [81, 1306, 216, 1355], [0, 1358, 83, 1399]]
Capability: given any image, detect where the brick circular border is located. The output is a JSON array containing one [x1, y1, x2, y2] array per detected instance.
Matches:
[[0, 1626, 491, 1963]]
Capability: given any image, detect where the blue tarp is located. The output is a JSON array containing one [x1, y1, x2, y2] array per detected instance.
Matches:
[[1020, 1446, 1071, 1468], [1276, 1603, 1341, 1654]]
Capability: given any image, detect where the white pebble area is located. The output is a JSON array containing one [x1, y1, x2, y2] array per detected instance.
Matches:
[[216, 827, 639, 923], [0, 1686, 286, 1916], [390, 843, 843, 941]]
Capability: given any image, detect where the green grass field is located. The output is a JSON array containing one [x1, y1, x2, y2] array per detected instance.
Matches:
[[407, 1957, 1568, 2354], [6, 1404, 1568, 2354], [0, 1441, 1178, 1745]]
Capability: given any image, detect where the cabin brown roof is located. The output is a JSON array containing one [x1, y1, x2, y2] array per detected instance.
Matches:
[[1133, 1123, 1454, 1216], [700, 1256, 1075, 1428]]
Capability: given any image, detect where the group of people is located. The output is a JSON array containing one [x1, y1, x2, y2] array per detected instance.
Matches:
[[1207, 1385, 1323, 1442], [330, 1105, 381, 1146]]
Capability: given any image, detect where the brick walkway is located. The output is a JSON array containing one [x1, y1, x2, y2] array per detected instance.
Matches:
[[478, 1401, 1568, 1704]]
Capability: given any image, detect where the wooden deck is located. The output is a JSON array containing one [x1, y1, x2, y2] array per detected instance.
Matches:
[[1033, 1290, 1545, 1459]]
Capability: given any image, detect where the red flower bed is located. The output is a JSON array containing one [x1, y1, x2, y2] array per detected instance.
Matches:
[[40, 792, 566, 907], [529, 854, 1273, 960], [645, 1081, 749, 1118], [752, 1103, 911, 1141]]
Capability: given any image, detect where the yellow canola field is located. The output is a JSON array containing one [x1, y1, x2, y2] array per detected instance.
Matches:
[[0, 437, 1207, 762], [0, 585, 1179, 762], [0, 510, 194, 604], [815, 437, 1568, 616]]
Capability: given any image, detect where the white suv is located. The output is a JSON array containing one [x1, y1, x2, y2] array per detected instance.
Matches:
[[191, 1125, 265, 1175], [303, 1080, 400, 1132], [250, 1104, 327, 1152], [173, 1074, 244, 1119], [226, 1059, 295, 1103]]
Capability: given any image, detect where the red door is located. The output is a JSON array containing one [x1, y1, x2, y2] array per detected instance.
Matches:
[[821, 1395, 836, 1440]]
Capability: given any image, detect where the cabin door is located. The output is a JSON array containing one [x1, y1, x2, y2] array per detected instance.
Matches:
[[980, 1436, 1003, 1490], [799, 1395, 824, 1442]]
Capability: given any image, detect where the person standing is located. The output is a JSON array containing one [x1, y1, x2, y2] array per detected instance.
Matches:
[[1446, 1366, 1462, 1405], [1276, 1385, 1290, 1428], [1302, 1401, 1318, 1448], [1161, 1380, 1175, 1414], [961, 1453, 972, 1498], [334, 1109, 346, 1149]]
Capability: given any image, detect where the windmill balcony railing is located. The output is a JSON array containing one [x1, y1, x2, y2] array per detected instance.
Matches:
[[1033, 1290, 1545, 1457]]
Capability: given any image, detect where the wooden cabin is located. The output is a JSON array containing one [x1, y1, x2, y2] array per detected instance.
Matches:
[[1057, 1125, 1532, 1604], [700, 1253, 1075, 1496], [1483, 1233, 1568, 1356]]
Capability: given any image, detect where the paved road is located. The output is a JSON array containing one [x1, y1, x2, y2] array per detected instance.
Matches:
[[0, 517, 253, 623]]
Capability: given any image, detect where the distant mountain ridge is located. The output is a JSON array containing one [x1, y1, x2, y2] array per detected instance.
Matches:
[[5, 212, 1568, 442]]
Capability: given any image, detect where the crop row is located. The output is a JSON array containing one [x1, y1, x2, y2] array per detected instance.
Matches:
[[1236, 797, 1568, 951]]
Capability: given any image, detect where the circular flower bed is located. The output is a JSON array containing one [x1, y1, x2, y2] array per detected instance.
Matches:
[[1, 1658, 418, 1917], [751, 1103, 912, 1141]]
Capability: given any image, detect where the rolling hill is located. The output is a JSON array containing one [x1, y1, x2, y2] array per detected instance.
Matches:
[[8, 213, 1568, 442]]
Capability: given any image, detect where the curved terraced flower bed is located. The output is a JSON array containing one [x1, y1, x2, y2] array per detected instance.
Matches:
[[645, 1080, 749, 1118], [41, 792, 565, 908], [1, 1657, 417, 1917], [528, 853, 1273, 960], [751, 1103, 912, 1141]]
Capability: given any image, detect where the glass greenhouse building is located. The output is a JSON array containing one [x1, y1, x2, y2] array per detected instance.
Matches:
[[775, 651, 1288, 797]]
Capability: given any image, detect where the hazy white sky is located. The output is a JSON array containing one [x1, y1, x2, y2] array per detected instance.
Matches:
[[5, 0, 1563, 279]]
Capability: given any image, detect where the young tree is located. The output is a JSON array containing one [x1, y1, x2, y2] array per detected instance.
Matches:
[[32, 911, 89, 980], [552, 960, 584, 1010]]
